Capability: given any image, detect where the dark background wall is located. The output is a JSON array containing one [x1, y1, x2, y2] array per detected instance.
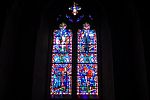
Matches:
[[0, 0, 149, 100]]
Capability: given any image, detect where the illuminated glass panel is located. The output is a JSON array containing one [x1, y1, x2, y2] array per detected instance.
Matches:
[[53, 45, 72, 53], [53, 36, 72, 45], [77, 23, 98, 95], [52, 54, 72, 63], [69, 2, 81, 16], [78, 44, 97, 52], [77, 29, 97, 45], [50, 23, 72, 95], [77, 53, 97, 63], [77, 64, 98, 95], [50, 64, 72, 95]]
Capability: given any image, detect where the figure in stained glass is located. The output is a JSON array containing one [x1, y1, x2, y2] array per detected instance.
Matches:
[[77, 23, 98, 95], [50, 23, 72, 95], [77, 64, 98, 95]]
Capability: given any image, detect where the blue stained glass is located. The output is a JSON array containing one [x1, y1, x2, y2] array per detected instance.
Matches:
[[51, 64, 72, 95], [53, 36, 72, 45], [77, 64, 98, 95], [77, 29, 96, 44], [50, 1, 100, 97], [53, 29, 72, 37], [77, 53, 97, 63], [78, 44, 97, 53], [53, 45, 72, 53], [53, 24, 72, 45], [77, 23, 98, 95], [52, 54, 72, 63], [51, 23, 72, 95], [69, 2, 81, 16]]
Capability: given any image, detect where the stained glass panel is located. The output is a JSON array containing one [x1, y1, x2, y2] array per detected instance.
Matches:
[[52, 54, 72, 63], [50, 64, 72, 95], [77, 29, 97, 44], [53, 36, 72, 45], [53, 45, 72, 53], [77, 64, 98, 95], [50, 23, 72, 95], [77, 53, 97, 63], [77, 44, 97, 53], [77, 23, 98, 95]]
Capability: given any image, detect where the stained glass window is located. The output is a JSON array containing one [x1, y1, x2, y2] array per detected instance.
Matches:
[[77, 23, 98, 95], [49, 1, 100, 98], [50, 23, 72, 95]]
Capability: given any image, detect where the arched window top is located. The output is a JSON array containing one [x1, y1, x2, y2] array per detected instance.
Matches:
[[54, 23, 72, 36]]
